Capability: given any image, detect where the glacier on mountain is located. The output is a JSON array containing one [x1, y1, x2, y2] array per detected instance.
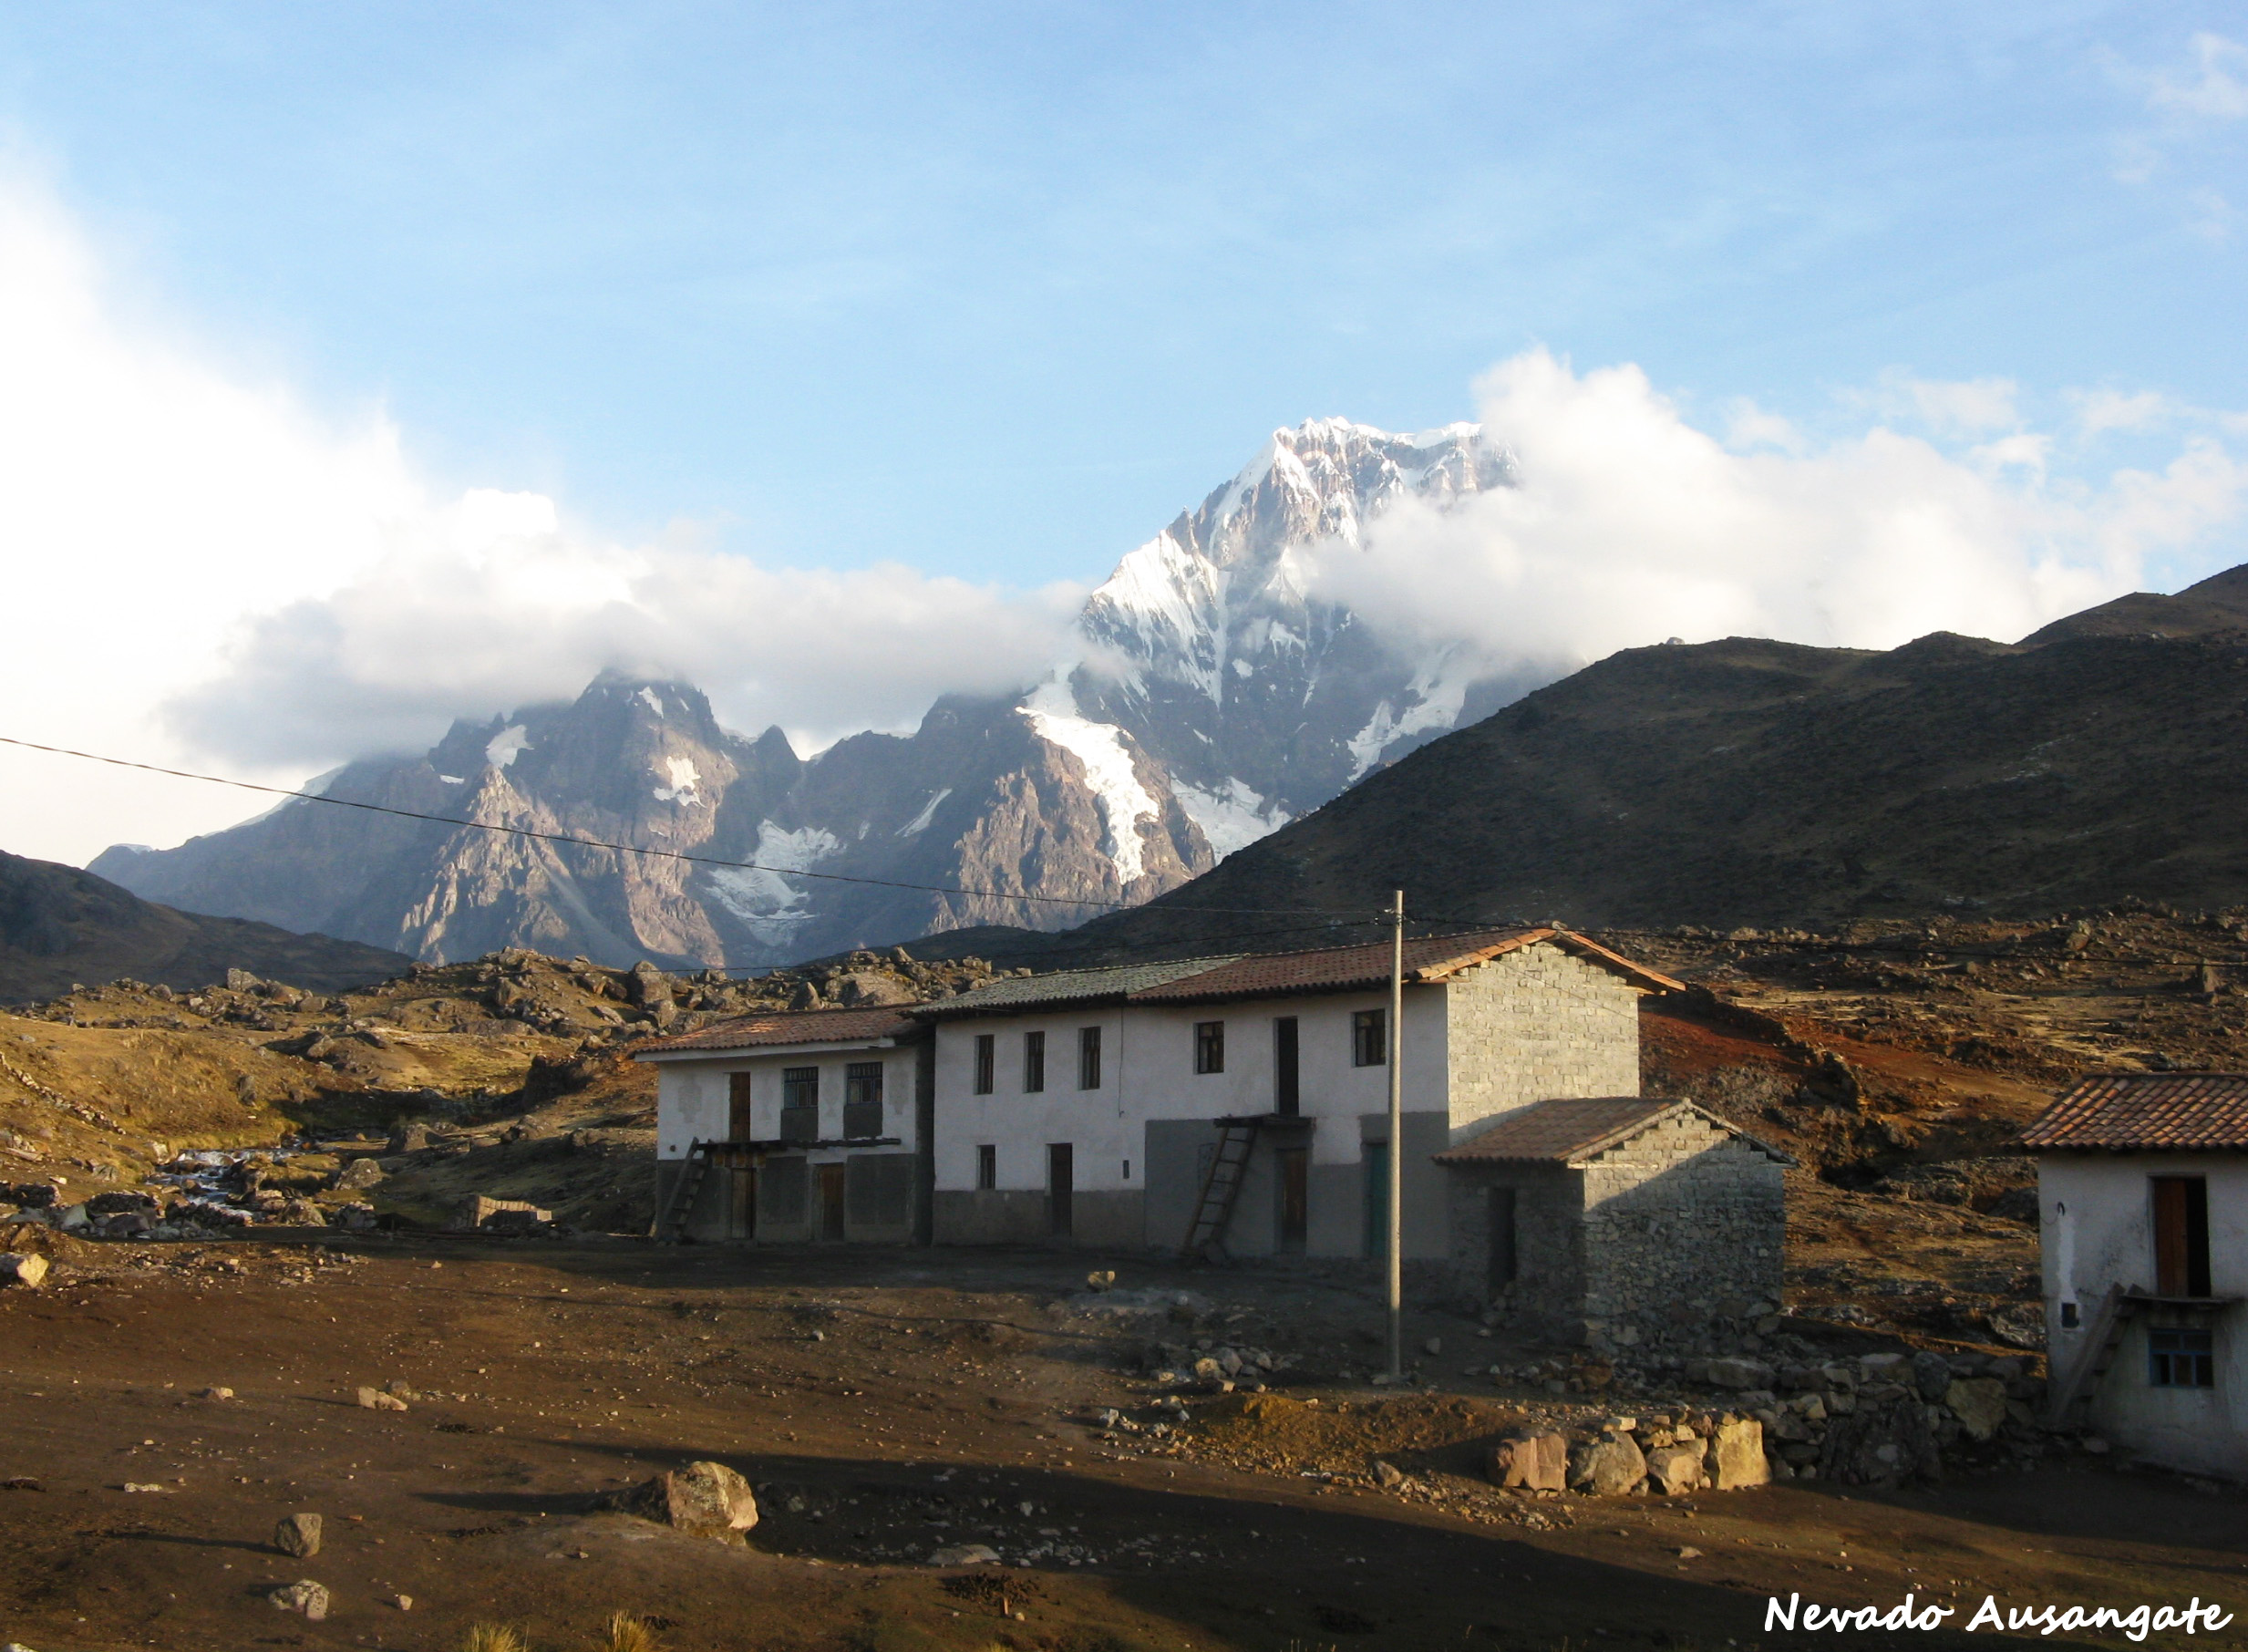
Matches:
[[1022, 681, 1160, 884]]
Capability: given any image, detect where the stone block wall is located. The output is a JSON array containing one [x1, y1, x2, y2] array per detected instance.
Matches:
[[1444, 948, 1641, 1138], [1444, 1162, 1583, 1331], [1577, 1117, 1785, 1345]]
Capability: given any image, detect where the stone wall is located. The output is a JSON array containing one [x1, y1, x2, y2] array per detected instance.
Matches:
[[1576, 1116, 1786, 1346], [1443, 1163, 1583, 1331], [1443, 948, 1641, 1139]]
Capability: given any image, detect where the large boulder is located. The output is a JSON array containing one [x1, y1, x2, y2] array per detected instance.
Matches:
[[601, 1461, 759, 1543], [1644, 1443, 1707, 1495], [1704, 1417, 1770, 1490], [1488, 1430, 1568, 1492], [273, 1513, 323, 1558], [1567, 1432, 1646, 1496], [1819, 1394, 1940, 1488], [1944, 1378, 2009, 1442]]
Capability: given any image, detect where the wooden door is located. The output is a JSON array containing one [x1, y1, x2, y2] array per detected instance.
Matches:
[[2153, 1176, 2211, 1296], [819, 1162, 847, 1241], [727, 1165, 757, 1241], [1047, 1142, 1074, 1238], [1277, 1147, 1308, 1254], [1274, 1017, 1300, 1116], [727, 1072, 755, 1144], [1487, 1186, 1518, 1289]]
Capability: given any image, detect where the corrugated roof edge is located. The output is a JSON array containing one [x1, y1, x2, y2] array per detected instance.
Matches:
[[632, 1005, 921, 1057], [913, 955, 1245, 1019]]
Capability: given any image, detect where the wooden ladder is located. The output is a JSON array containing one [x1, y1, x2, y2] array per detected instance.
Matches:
[[2047, 1284, 2143, 1426], [659, 1140, 711, 1242], [1181, 1119, 1261, 1260]]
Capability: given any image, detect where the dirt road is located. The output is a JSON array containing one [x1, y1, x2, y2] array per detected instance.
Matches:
[[4, 1237, 2243, 1652]]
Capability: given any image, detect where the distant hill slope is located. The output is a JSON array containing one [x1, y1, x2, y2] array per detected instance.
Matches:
[[1069, 563, 2248, 952], [0, 850, 410, 1003]]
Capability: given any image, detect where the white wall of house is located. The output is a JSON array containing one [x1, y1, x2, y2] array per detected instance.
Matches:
[[2040, 1152, 2248, 1478], [649, 1039, 919, 1161], [928, 987, 1448, 1199]]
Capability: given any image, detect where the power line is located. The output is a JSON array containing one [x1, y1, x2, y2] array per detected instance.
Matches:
[[0, 734, 1393, 922]]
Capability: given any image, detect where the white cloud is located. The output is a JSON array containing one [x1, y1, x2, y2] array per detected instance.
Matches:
[[1298, 349, 2247, 685], [0, 174, 1078, 866], [1859, 369, 2022, 438], [2070, 387, 2173, 438], [2144, 32, 2248, 121]]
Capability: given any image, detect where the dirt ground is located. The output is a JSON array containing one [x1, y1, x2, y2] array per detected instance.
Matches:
[[5, 1238, 2246, 1652]]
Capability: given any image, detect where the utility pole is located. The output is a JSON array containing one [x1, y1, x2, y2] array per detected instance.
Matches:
[[1386, 888, 1405, 1383]]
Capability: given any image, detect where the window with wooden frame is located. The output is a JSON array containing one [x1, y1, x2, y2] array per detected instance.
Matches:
[[779, 1066, 820, 1144], [842, 1061, 884, 1139], [975, 1143, 997, 1190], [1352, 1007, 1387, 1067], [2150, 1326, 2216, 1388], [1193, 1020, 1225, 1075], [2153, 1175, 2212, 1297], [1078, 1026, 1101, 1089], [1024, 1029, 1046, 1093], [972, 1033, 995, 1095]]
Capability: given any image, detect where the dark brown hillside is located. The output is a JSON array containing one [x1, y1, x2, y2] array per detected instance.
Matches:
[[0, 850, 410, 1003], [1075, 564, 2248, 952]]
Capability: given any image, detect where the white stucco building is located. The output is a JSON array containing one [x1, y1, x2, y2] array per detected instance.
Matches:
[[640, 1006, 928, 1244], [636, 928, 1727, 1297], [2026, 1073, 2248, 1479]]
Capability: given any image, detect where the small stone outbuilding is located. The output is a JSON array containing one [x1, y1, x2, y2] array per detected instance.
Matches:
[[1435, 1095, 1791, 1348]]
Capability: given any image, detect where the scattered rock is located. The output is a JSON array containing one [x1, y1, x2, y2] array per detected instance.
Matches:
[[0, 1253, 49, 1289], [1819, 1392, 1940, 1488], [1423, 1337, 1443, 1357], [273, 1513, 323, 1558], [390, 1594, 413, 1611], [1676, 1545, 1703, 1560], [1371, 1460, 1408, 1490], [1702, 1357, 1777, 1390], [334, 1157, 386, 1191], [268, 1579, 329, 1621], [1488, 1430, 1568, 1492], [928, 1543, 1003, 1565], [199, 1386, 235, 1400], [598, 1460, 759, 1543], [356, 1387, 408, 1411]]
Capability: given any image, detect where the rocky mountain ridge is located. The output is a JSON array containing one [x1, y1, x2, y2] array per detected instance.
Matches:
[[95, 418, 1523, 966], [1070, 563, 2248, 953]]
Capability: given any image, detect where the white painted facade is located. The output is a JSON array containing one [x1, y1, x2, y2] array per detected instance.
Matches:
[[646, 1034, 920, 1162], [929, 987, 1444, 1203], [2040, 1152, 2248, 1478]]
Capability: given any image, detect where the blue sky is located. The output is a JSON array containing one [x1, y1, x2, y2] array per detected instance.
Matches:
[[3, 3, 2240, 581], [1, 4, 2245, 863]]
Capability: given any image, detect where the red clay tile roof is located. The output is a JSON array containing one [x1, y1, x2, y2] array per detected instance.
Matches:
[[633, 1006, 919, 1056], [1124, 927, 1682, 1004], [2022, 1073, 2248, 1151], [1433, 1096, 1792, 1166]]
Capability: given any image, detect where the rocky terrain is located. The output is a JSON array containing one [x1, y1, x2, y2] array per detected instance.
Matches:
[[93, 420, 1527, 969], [2, 911, 2244, 1645], [0, 849, 408, 1005], [1076, 563, 2248, 955]]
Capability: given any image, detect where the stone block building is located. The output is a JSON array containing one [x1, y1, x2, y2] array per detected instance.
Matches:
[[1435, 1095, 1791, 1347]]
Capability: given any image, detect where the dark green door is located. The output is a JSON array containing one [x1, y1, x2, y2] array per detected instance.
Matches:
[[1362, 1141, 1389, 1260]]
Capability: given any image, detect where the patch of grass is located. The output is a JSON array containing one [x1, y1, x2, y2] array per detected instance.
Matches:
[[605, 1611, 663, 1652], [459, 1625, 529, 1652]]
